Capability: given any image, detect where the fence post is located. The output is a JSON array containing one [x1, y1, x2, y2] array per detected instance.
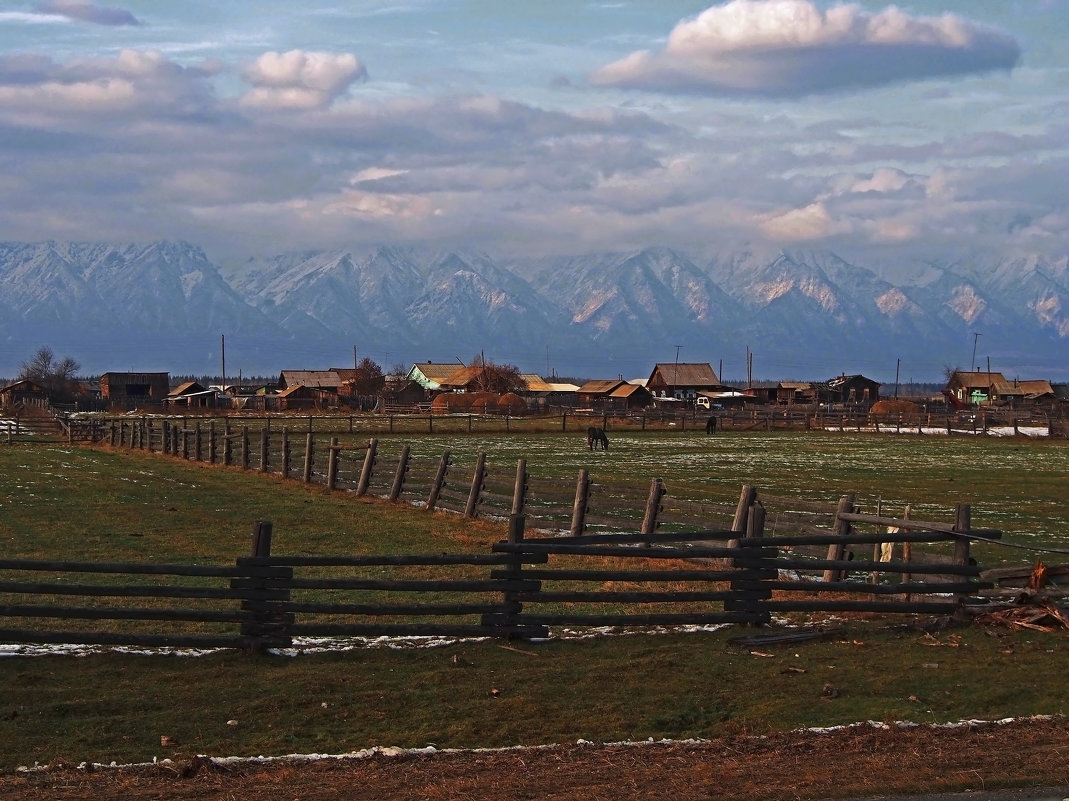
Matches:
[[221, 422, 232, 466], [327, 437, 341, 490], [236, 520, 294, 653], [281, 427, 290, 478], [953, 504, 971, 566], [208, 421, 218, 463], [823, 494, 855, 583], [302, 432, 314, 483], [388, 444, 410, 501], [727, 502, 767, 617], [357, 438, 377, 496], [511, 459, 528, 516], [260, 428, 270, 473], [640, 478, 665, 538], [464, 451, 487, 518], [570, 468, 590, 537], [241, 426, 250, 470], [728, 484, 757, 548], [426, 450, 451, 510]]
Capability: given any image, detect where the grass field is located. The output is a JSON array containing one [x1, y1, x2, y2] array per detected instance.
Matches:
[[0, 433, 1067, 772]]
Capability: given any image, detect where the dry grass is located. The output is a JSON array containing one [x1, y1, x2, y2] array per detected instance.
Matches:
[[3, 717, 1067, 800]]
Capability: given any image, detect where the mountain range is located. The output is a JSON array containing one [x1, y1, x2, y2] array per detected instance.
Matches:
[[0, 240, 1066, 383]]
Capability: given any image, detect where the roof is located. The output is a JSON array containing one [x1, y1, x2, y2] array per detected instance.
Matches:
[[826, 374, 880, 387], [520, 374, 554, 393], [279, 370, 342, 388], [648, 362, 720, 386], [546, 382, 580, 393], [608, 383, 648, 399], [577, 379, 627, 395], [1013, 379, 1055, 397], [409, 362, 466, 381], [438, 366, 484, 389], [949, 371, 1007, 388], [168, 380, 207, 396]]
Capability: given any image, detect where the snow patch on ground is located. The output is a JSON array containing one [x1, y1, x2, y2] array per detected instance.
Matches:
[[14, 715, 1056, 774]]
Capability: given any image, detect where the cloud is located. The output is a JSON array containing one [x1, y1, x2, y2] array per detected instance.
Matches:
[[240, 50, 367, 110], [590, 0, 1021, 96], [34, 0, 141, 26]]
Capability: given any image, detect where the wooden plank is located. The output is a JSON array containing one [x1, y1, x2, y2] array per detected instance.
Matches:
[[0, 581, 259, 599], [509, 589, 746, 603], [491, 567, 752, 582], [286, 577, 540, 592], [286, 622, 503, 637], [0, 628, 246, 649], [0, 604, 246, 623], [253, 553, 523, 567], [733, 579, 986, 595], [734, 532, 960, 546], [276, 601, 509, 616], [498, 611, 767, 626], [761, 599, 958, 613], [0, 559, 252, 577], [490, 543, 750, 560], [732, 556, 983, 576]]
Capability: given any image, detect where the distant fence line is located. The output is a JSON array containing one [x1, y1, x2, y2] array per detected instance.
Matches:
[[3, 400, 1062, 445], [0, 499, 1000, 651]]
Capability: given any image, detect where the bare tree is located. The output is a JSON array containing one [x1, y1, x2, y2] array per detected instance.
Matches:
[[18, 347, 81, 400], [468, 353, 522, 394]]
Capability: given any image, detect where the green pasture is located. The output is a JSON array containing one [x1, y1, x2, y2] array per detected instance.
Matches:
[[0, 434, 1067, 773]]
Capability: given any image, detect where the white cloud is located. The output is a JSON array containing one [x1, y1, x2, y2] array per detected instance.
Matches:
[[758, 202, 852, 240], [240, 50, 367, 110], [590, 0, 1021, 96]]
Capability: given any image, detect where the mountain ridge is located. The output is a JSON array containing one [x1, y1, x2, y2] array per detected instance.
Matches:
[[1, 240, 1065, 383]]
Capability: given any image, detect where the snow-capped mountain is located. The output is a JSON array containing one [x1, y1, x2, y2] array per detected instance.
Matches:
[[0, 240, 1065, 382]]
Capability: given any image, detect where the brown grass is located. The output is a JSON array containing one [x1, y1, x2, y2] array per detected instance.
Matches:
[[3, 716, 1066, 800]]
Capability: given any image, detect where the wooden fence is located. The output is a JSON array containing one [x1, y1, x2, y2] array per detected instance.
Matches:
[[0, 499, 999, 651], [47, 403, 1064, 447]]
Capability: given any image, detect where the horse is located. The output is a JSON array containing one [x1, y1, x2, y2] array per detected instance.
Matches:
[[705, 415, 717, 434], [586, 426, 609, 451]]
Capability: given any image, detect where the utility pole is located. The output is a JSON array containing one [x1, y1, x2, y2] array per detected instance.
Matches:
[[894, 358, 900, 398], [220, 334, 225, 390], [971, 332, 981, 371]]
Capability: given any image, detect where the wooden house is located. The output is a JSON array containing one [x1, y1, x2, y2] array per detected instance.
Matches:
[[165, 380, 218, 409], [0, 378, 49, 409], [607, 382, 653, 410], [277, 370, 344, 393], [823, 374, 880, 406], [407, 362, 466, 391], [436, 366, 487, 393], [646, 363, 722, 401], [576, 379, 629, 407]]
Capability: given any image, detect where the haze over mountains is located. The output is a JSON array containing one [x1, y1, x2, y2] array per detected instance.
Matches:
[[0, 240, 1065, 384]]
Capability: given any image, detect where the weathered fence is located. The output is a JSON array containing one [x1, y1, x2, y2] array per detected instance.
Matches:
[[0, 499, 1000, 651]]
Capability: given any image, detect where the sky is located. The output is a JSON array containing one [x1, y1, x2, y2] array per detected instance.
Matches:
[[0, 0, 1065, 267]]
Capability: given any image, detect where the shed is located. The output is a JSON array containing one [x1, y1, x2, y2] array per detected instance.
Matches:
[[0, 378, 49, 409], [100, 372, 170, 405], [824, 374, 881, 406]]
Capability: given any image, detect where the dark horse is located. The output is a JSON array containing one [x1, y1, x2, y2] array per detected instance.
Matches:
[[706, 415, 717, 434], [587, 426, 609, 451]]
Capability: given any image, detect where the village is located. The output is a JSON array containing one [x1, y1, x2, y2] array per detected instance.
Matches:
[[2, 358, 1067, 419]]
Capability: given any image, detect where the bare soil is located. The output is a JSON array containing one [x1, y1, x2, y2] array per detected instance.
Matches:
[[3, 717, 1067, 800]]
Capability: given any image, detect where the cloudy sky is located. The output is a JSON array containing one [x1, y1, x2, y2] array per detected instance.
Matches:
[[0, 0, 1063, 265]]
